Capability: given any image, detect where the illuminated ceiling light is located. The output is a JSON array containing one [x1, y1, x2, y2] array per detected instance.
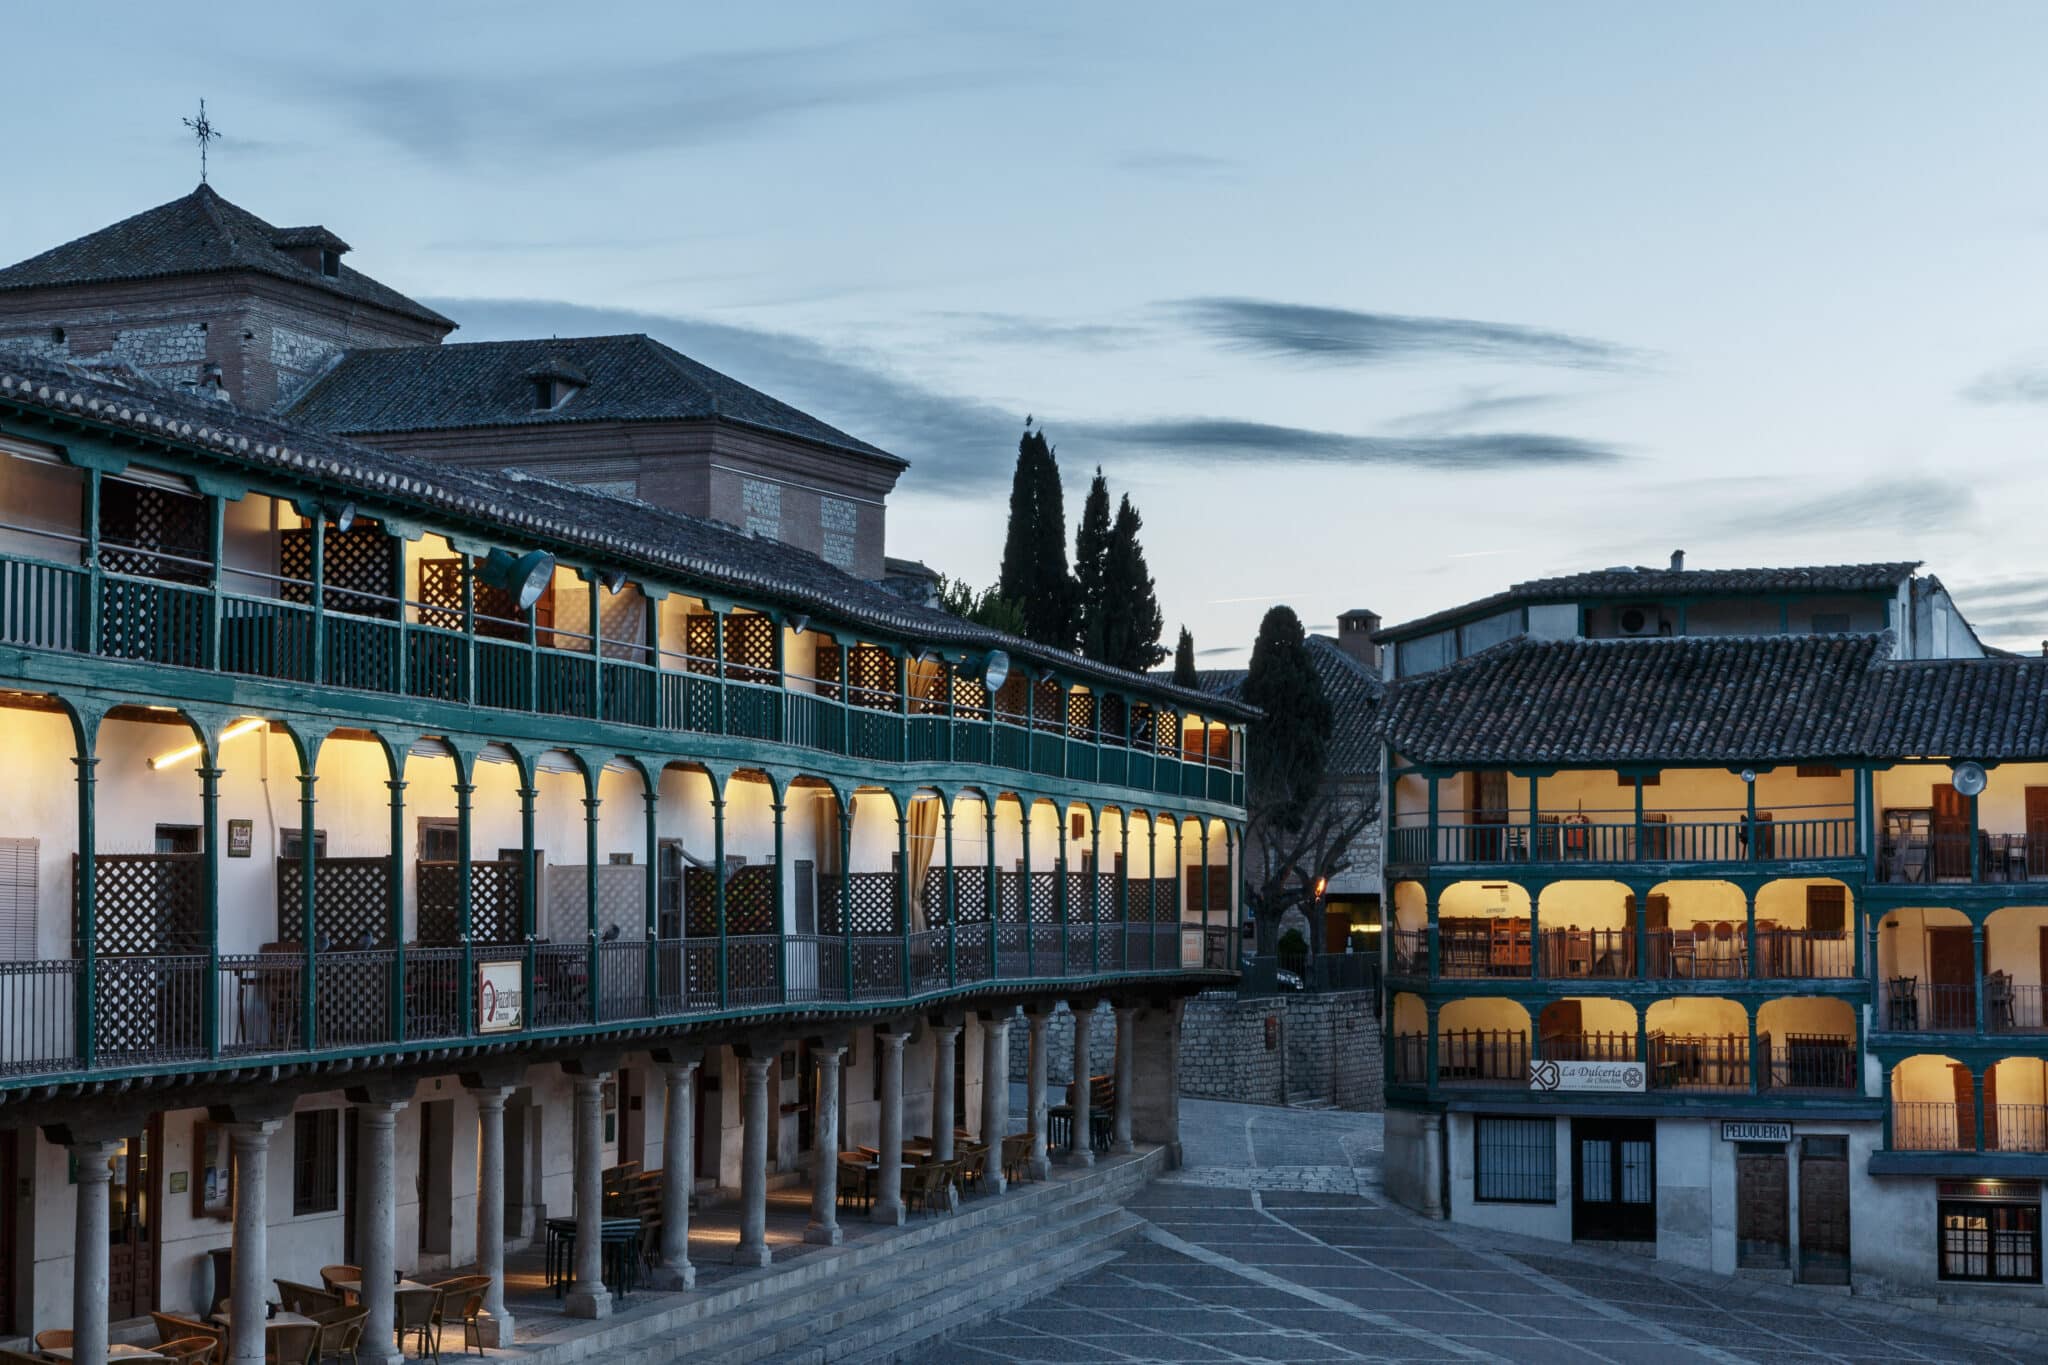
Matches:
[[152, 717, 263, 770], [478, 547, 555, 611]]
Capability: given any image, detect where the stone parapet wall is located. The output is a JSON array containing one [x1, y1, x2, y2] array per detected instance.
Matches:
[[1177, 990, 1382, 1111]]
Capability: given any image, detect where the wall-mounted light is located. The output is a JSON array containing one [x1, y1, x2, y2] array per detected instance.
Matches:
[[788, 613, 810, 635], [323, 501, 357, 534], [478, 548, 555, 610], [152, 717, 263, 770], [599, 568, 629, 595]]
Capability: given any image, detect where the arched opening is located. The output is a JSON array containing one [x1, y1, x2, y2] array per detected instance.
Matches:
[[296, 727, 398, 1049], [1436, 880, 1531, 979], [1877, 907, 1976, 1030], [1535, 880, 1633, 977], [1537, 997, 1636, 1060], [1891, 1054, 1972, 1150], [1755, 877, 1855, 979], [1755, 997, 1857, 1092], [1985, 905, 2048, 1032], [1390, 880, 1427, 972], [1987, 1057, 2048, 1152], [1646, 879, 1747, 979], [1438, 997, 1531, 1085], [1390, 992, 1428, 1083], [949, 789, 994, 982], [0, 691, 82, 1073], [1644, 996, 1749, 1092]]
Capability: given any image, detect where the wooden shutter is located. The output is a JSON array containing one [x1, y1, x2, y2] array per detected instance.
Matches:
[[1805, 884, 1846, 935], [0, 838, 35, 960]]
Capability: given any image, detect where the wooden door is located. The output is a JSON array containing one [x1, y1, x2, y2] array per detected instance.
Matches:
[[107, 1117, 160, 1322], [1932, 783, 1969, 879], [1540, 1001, 1583, 1057], [2030, 789, 2048, 877], [1470, 772, 1508, 860], [1951, 1064, 1977, 1149], [1928, 927, 1977, 1029], [1985, 1065, 2000, 1151], [1796, 1136, 1851, 1284], [618, 1068, 646, 1169], [1735, 1144, 1789, 1269]]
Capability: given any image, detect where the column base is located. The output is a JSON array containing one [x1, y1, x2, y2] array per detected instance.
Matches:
[[357, 1346, 404, 1365], [1028, 1154, 1051, 1180], [1113, 1138, 1135, 1155], [471, 1311, 515, 1348], [984, 1169, 1007, 1195], [732, 1241, 773, 1267], [1065, 1147, 1096, 1168], [870, 1200, 906, 1226], [647, 1262, 696, 1291], [804, 1220, 843, 1246], [563, 1284, 612, 1320]]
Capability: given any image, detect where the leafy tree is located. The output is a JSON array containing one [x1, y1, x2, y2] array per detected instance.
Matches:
[[1093, 494, 1166, 671], [1074, 467, 1113, 658], [1171, 627, 1198, 687], [996, 424, 1079, 649], [935, 575, 1026, 637]]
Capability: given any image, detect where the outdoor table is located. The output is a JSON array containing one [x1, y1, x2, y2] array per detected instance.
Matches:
[[43, 1349, 167, 1362], [332, 1278, 430, 1297]]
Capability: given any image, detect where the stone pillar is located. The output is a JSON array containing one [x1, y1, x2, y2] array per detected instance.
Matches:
[[873, 1026, 909, 1224], [1128, 999, 1185, 1168], [979, 1013, 1010, 1192], [736, 1053, 774, 1266], [355, 1102, 406, 1365], [1067, 1004, 1096, 1166], [807, 1044, 846, 1244], [227, 1121, 282, 1365], [1113, 1004, 1137, 1154], [468, 1086, 516, 1345], [69, 1139, 123, 1365], [931, 1024, 960, 1161], [1025, 1007, 1052, 1179], [565, 1072, 612, 1318], [652, 1059, 698, 1287]]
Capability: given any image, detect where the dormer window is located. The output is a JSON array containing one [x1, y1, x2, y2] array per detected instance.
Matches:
[[526, 358, 589, 412], [320, 249, 340, 278]]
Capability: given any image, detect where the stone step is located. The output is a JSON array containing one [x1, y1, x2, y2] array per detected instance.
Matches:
[[520, 1150, 1162, 1365], [829, 1244, 1131, 1365]]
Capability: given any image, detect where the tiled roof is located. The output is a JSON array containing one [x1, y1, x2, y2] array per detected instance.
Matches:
[[0, 186, 453, 330], [1198, 636, 1380, 774], [1384, 633, 1889, 765], [1376, 562, 1920, 642], [0, 350, 1244, 719], [285, 334, 905, 467], [1867, 659, 2048, 760]]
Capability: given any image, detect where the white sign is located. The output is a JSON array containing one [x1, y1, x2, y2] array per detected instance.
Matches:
[[1721, 1121, 1792, 1144], [1529, 1059, 1645, 1093], [476, 961, 524, 1033]]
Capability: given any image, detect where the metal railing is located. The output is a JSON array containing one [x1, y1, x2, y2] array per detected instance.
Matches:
[[1878, 980, 1978, 1032], [1536, 927, 1636, 979], [1647, 1032, 1749, 1092], [0, 958, 79, 1075], [1877, 830, 2048, 885], [1390, 811, 1856, 869], [1437, 1028, 1529, 1084]]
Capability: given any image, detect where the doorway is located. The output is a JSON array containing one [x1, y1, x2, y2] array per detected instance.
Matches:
[[1797, 1136, 1851, 1284], [503, 1089, 535, 1246], [1735, 1143, 1790, 1269], [1927, 926, 1977, 1029], [416, 1100, 454, 1257], [1571, 1118, 1655, 1242], [1, 1129, 15, 1334], [1932, 783, 1969, 880], [695, 1060, 721, 1187], [618, 1069, 646, 1170], [107, 1117, 161, 1322]]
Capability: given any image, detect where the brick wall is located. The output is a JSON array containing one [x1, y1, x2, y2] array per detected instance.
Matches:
[[1177, 990, 1382, 1111]]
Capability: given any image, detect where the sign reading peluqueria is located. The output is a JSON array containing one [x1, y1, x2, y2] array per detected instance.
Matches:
[[477, 961, 525, 1033], [1720, 1121, 1793, 1143], [1528, 1060, 1645, 1093]]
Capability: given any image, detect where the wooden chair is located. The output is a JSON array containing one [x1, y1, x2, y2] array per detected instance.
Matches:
[[319, 1266, 364, 1300], [277, 1280, 342, 1315], [955, 1141, 986, 1196], [393, 1287, 442, 1363], [1001, 1133, 1032, 1183], [310, 1307, 366, 1365], [154, 1314, 216, 1347], [428, 1278, 489, 1357], [265, 1323, 319, 1365], [33, 1332, 73, 1354], [158, 1337, 221, 1365]]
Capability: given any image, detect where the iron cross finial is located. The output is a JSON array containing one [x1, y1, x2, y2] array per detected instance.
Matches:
[[183, 99, 221, 184]]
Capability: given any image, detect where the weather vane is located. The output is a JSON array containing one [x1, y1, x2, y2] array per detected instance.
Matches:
[[183, 100, 220, 184]]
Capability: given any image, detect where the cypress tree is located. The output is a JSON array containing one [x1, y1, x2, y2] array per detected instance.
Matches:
[[996, 425, 1079, 649], [1074, 467, 1113, 659], [1171, 627, 1198, 687], [997, 424, 1041, 609], [1097, 494, 1166, 672], [1242, 605, 1331, 832]]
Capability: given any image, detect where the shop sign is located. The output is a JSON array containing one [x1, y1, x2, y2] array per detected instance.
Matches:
[[1529, 1059, 1644, 1093], [477, 960, 524, 1033], [1721, 1121, 1793, 1143]]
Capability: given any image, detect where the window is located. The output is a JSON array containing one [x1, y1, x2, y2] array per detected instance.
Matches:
[[1939, 1184, 2041, 1283], [1474, 1116, 1555, 1203], [418, 819, 458, 862], [292, 1110, 339, 1215], [319, 249, 341, 277], [0, 837, 36, 960], [1805, 884, 1847, 935], [279, 829, 327, 860], [155, 824, 201, 854]]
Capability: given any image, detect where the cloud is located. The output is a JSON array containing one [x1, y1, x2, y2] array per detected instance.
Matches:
[[1705, 475, 1973, 537], [1195, 646, 1245, 657], [1962, 365, 2048, 405], [1115, 150, 1239, 178], [927, 311, 1149, 350], [1070, 418, 1623, 469], [292, 43, 1000, 169], [1385, 386, 1570, 434], [1173, 297, 1643, 370]]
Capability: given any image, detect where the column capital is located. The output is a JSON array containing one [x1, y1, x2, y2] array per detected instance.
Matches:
[[225, 1117, 284, 1141], [928, 1023, 961, 1041], [876, 1028, 911, 1051], [466, 1085, 515, 1109], [69, 1138, 125, 1176], [740, 1052, 776, 1077]]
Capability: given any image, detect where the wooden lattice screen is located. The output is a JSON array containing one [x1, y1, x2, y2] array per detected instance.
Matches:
[[100, 480, 208, 583], [418, 558, 550, 641], [995, 870, 1024, 922], [543, 863, 647, 939], [1099, 694, 1127, 743], [275, 857, 391, 946], [683, 613, 776, 682], [813, 643, 841, 700], [81, 853, 204, 953], [951, 674, 989, 718], [681, 864, 775, 936], [908, 662, 948, 715], [416, 859, 524, 945], [1130, 702, 1156, 750], [993, 675, 1028, 722], [1155, 707, 1180, 751], [817, 871, 900, 934], [280, 526, 397, 617], [1033, 680, 1064, 728], [1028, 872, 1057, 923], [1067, 691, 1096, 736]]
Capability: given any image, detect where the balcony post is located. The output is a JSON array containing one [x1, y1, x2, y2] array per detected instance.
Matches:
[[1852, 893, 1864, 980], [898, 646, 910, 764], [462, 778, 483, 1037], [461, 558, 476, 703], [1882, 1072, 1895, 1149], [1973, 920, 1987, 1035], [1633, 774, 1644, 861], [1745, 888, 1760, 981], [1634, 883, 1650, 982], [388, 777, 406, 1040], [81, 467, 101, 648], [299, 766, 319, 1050], [839, 793, 855, 1000], [205, 496, 224, 674], [1969, 791, 1981, 883], [1056, 806, 1070, 975], [390, 528, 408, 694], [200, 763, 222, 1058], [524, 581, 539, 713], [942, 801, 957, 988], [983, 800, 998, 975], [712, 609, 727, 736], [1118, 809, 1131, 968], [73, 748, 99, 1069], [1636, 1007, 1649, 1078], [1975, 1065, 1987, 1153], [1199, 819, 1211, 969], [1424, 1002, 1440, 1100], [643, 788, 660, 1013], [713, 786, 728, 1008], [515, 778, 535, 1029], [308, 512, 325, 684], [1021, 799, 1036, 974], [584, 785, 601, 1027], [1099, 809, 1109, 973], [896, 807, 911, 993], [587, 573, 603, 722], [772, 793, 788, 1004], [1171, 815, 1185, 970], [1528, 879, 1541, 980], [837, 639, 850, 756], [1425, 887, 1440, 984], [1426, 774, 1439, 864], [1746, 778, 1758, 862]]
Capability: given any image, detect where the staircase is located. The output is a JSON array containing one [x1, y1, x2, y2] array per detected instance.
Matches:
[[526, 1149, 1160, 1365]]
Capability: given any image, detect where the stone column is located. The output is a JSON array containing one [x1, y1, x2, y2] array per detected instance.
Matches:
[[468, 1086, 516, 1345], [873, 1026, 909, 1224], [565, 1072, 612, 1319], [652, 1059, 698, 1287], [354, 1101, 406, 1365], [931, 1024, 960, 1161], [69, 1138, 123, 1365], [227, 1121, 282, 1365], [979, 1013, 1009, 1193], [735, 1053, 775, 1265], [1068, 1004, 1096, 1166], [1128, 1000, 1185, 1168], [1025, 1007, 1052, 1179], [807, 1044, 846, 1244], [1113, 1005, 1137, 1154]]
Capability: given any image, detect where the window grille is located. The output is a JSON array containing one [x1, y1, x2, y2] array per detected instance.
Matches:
[[1474, 1116, 1555, 1203], [292, 1109, 339, 1215]]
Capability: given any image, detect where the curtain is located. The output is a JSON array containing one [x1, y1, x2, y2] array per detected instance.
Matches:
[[907, 796, 941, 932]]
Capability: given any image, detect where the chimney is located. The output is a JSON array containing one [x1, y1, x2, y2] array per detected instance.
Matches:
[[1335, 608, 1381, 670], [1669, 549, 1686, 572]]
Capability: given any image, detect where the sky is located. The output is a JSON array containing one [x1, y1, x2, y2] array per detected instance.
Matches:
[[6, 2, 2048, 663]]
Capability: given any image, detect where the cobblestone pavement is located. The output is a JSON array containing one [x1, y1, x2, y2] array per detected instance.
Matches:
[[909, 1098, 2044, 1365]]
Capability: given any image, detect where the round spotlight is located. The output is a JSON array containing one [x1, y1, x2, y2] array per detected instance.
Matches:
[[481, 547, 556, 611]]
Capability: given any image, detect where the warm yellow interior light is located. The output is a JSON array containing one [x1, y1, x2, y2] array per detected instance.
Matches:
[[151, 717, 264, 770]]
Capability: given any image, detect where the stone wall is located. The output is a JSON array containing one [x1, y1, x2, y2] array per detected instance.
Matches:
[[1007, 1000, 1117, 1086], [1176, 989, 1382, 1111]]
